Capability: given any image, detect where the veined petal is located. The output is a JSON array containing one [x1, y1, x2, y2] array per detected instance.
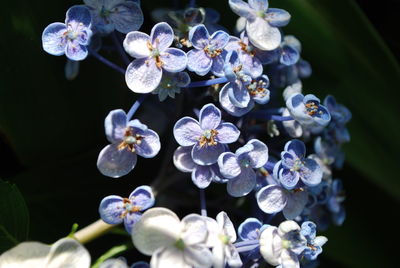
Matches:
[[210, 54, 226, 77], [280, 44, 300, 66], [45, 238, 90, 268], [228, 82, 251, 108], [209, 31, 230, 50], [105, 109, 127, 143], [216, 211, 237, 242], [65, 41, 88, 61], [257, 185, 287, 214], [150, 22, 174, 52], [173, 117, 202, 146], [238, 139, 269, 169], [299, 158, 323, 187], [173, 146, 196, 172], [125, 58, 162, 93], [133, 128, 161, 158], [192, 166, 213, 189], [191, 142, 225, 165], [42, 22, 67, 56], [181, 214, 208, 245], [97, 144, 137, 178], [65, 5, 92, 27], [279, 169, 299, 190], [124, 212, 142, 234], [218, 152, 241, 179], [238, 218, 263, 240], [123, 31, 150, 58], [189, 24, 210, 50], [199, 103, 221, 130], [246, 17, 281, 51], [215, 123, 240, 144], [282, 190, 308, 220], [129, 185, 155, 210], [229, 0, 256, 20], [109, 1, 143, 34], [219, 83, 254, 117], [227, 167, 256, 197], [187, 49, 213, 76], [240, 53, 263, 78], [259, 226, 282, 266], [284, 139, 306, 158], [160, 48, 187, 72], [248, 0, 269, 12], [98, 195, 125, 224], [265, 8, 291, 27]]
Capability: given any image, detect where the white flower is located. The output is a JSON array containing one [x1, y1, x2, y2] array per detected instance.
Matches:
[[0, 238, 90, 268]]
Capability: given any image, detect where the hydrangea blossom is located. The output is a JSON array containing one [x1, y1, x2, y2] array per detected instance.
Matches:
[[274, 139, 323, 190], [42, 5, 93, 61], [83, 0, 143, 34], [173, 103, 240, 166], [124, 22, 188, 93], [97, 109, 161, 178], [152, 71, 190, 101], [99, 185, 155, 233], [187, 24, 230, 76], [173, 146, 227, 189], [259, 220, 307, 268], [218, 139, 268, 197], [229, 0, 291, 51], [300, 221, 328, 261], [132, 208, 213, 268]]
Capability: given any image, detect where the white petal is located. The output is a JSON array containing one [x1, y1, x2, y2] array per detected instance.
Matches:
[[278, 220, 301, 237], [45, 238, 90, 268], [125, 58, 162, 93], [181, 214, 208, 246], [123, 31, 150, 58], [151, 247, 189, 268], [314, 236, 328, 247], [246, 17, 281, 51], [259, 226, 282, 266], [0, 242, 49, 268], [280, 249, 300, 268], [216, 212, 236, 243]]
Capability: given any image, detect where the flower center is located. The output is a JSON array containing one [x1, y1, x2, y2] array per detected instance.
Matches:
[[118, 127, 143, 153], [219, 234, 231, 245], [290, 158, 304, 171], [199, 129, 218, 147], [174, 238, 186, 250], [147, 41, 163, 68], [238, 41, 255, 56], [305, 101, 322, 116], [119, 198, 141, 219], [204, 45, 222, 58], [100, 6, 111, 19], [247, 80, 268, 97]]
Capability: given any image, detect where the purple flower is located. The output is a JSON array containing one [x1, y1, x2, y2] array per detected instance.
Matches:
[[42, 6, 93, 61], [173, 103, 240, 166], [274, 139, 323, 190], [187, 24, 230, 76], [123, 22, 187, 93], [99, 185, 155, 233], [97, 109, 161, 178], [173, 146, 227, 189], [218, 139, 268, 197], [84, 0, 143, 34]]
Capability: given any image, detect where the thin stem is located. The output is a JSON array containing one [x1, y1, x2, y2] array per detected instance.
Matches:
[[187, 77, 228, 88], [73, 219, 116, 244], [234, 239, 259, 253], [126, 94, 148, 120], [199, 188, 207, 217], [90, 49, 125, 75], [91, 242, 133, 268], [112, 32, 131, 66]]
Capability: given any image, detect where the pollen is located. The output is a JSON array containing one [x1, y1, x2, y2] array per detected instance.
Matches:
[[199, 129, 219, 147], [239, 41, 255, 56], [117, 127, 143, 152], [204, 45, 222, 58], [305, 102, 319, 116]]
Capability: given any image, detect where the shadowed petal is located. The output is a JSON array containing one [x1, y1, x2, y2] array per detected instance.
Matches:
[[189, 24, 210, 50], [265, 8, 291, 27], [105, 109, 127, 143], [192, 142, 225, 165], [110, 1, 143, 34], [129, 185, 155, 210], [282, 190, 308, 220], [125, 58, 162, 93], [133, 128, 161, 158], [218, 152, 241, 179], [279, 168, 299, 190], [173, 146, 196, 172], [299, 158, 323, 187], [65, 5, 92, 27], [65, 40, 88, 61], [227, 167, 256, 197], [210, 54, 225, 77], [228, 82, 251, 108], [219, 83, 254, 117], [97, 144, 137, 178], [237, 139, 269, 169], [124, 212, 142, 234], [45, 238, 91, 268], [238, 218, 263, 240], [192, 166, 213, 189], [284, 139, 306, 158]]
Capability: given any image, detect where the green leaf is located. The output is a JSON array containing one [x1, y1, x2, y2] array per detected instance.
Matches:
[[0, 180, 29, 252]]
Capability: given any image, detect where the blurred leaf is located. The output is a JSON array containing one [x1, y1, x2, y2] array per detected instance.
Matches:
[[0, 180, 29, 252]]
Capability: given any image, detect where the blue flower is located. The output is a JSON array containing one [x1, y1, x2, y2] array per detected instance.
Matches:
[[187, 24, 230, 76], [327, 179, 346, 225], [97, 109, 161, 178], [218, 139, 268, 197], [123, 22, 187, 93], [300, 221, 328, 261], [286, 93, 331, 129], [323, 95, 351, 144], [83, 0, 143, 34], [173, 103, 240, 166], [42, 6, 93, 61], [269, 58, 312, 88], [152, 71, 190, 101], [99, 185, 155, 233], [229, 0, 290, 50], [173, 146, 227, 189], [274, 139, 323, 190], [259, 35, 301, 66], [236, 218, 269, 260]]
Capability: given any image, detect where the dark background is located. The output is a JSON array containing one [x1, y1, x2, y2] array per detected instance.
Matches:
[[1, 0, 399, 267]]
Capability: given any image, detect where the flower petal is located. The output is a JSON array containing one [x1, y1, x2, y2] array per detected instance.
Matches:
[[129, 185, 155, 210], [125, 58, 162, 93], [105, 109, 127, 143], [237, 139, 269, 169], [256, 185, 287, 214], [42, 22, 67, 56], [246, 17, 281, 51], [218, 152, 241, 179], [299, 158, 323, 187], [238, 218, 263, 240], [240, 53, 263, 78], [150, 247, 186, 268], [227, 167, 256, 197], [132, 207, 181, 255], [97, 144, 137, 178], [279, 168, 299, 190], [284, 139, 306, 158], [187, 49, 213, 76], [229, 0, 256, 20], [0, 242, 49, 268], [219, 83, 254, 117], [259, 226, 282, 266], [181, 214, 208, 245], [65, 5, 92, 27], [215, 123, 240, 144], [173, 117, 202, 146], [45, 238, 91, 268], [280, 44, 300, 66], [98, 195, 125, 224], [173, 146, 196, 172], [199, 103, 221, 130], [150, 22, 174, 52], [109, 1, 143, 34], [265, 8, 291, 27], [123, 31, 150, 58], [280, 249, 300, 268], [184, 245, 213, 268], [248, 0, 269, 12], [210, 54, 226, 77], [228, 82, 251, 108], [65, 41, 88, 61], [160, 48, 187, 72], [282, 190, 308, 220], [124, 212, 142, 234], [133, 128, 161, 158], [192, 166, 213, 189], [192, 142, 225, 165], [209, 31, 230, 50], [189, 24, 210, 50], [216, 211, 237, 242]]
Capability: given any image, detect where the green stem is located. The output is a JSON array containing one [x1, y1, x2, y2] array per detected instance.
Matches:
[[73, 219, 116, 244], [91, 242, 133, 268]]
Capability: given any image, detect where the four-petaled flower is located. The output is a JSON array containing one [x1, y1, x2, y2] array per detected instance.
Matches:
[[187, 24, 230, 76], [99, 185, 155, 233], [300, 221, 328, 261], [173, 103, 240, 166], [97, 109, 161, 178], [83, 0, 143, 34], [124, 22, 188, 93], [42, 5, 93, 61]]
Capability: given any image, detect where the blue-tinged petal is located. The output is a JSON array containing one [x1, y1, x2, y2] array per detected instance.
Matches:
[[175, 71, 191, 87], [248, 0, 269, 12], [332, 207, 346, 226], [240, 53, 263, 78], [99, 195, 125, 224], [280, 45, 300, 66], [173, 146, 196, 172], [125, 58, 162, 93], [211, 163, 228, 183], [209, 31, 230, 50], [105, 109, 127, 143], [124, 212, 142, 234], [173, 117, 202, 146], [128, 119, 148, 131], [191, 142, 225, 165], [281, 151, 295, 169], [272, 160, 282, 179], [300, 158, 323, 187], [187, 49, 213, 76], [246, 17, 281, 51], [224, 36, 241, 52], [303, 94, 320, 104], [224, 50, 240, 81], [298, 59, 312, 78], [219, 82, 254, 117], [282, 190, 308, 220], [129, 185, 155, 210], [238, 218, 263, 240], [192, 165, 213, 189], [279, 168, 299, 190], [42, 22, 67, 56], [265, 8, 291, 27], [229, 0, 256, 20], [110, 1, 143, 34], [199, 103, 221, 130], [215, 122, 240, 144], [65, 59, 80, 80], [284, 35, 301, 53], [160, 48, 187, 72], [65, 40, 88, 61], [257, 185, 287, 214], [150, 22, 174, 52], [301, 221, 317, 240], [123, 31, 150, 58], [65, 5, 92, 27], [228, 82, 251, 108], [313, 105, 331, 126], [189, 24, 210, 50], [227, 167, 256, 197], [218, 152, 241, 179], [256, 47, 280, 64], [211, 54, 226, 77], [239, 139, 269, 169], [131, 261, 149, 268], [284, 139, 306, 158], [97, 144, 137, 178]]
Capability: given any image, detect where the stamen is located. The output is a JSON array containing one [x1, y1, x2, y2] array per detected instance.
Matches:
[[117, 127, 143, 152], [199, 129, 219, 147]]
